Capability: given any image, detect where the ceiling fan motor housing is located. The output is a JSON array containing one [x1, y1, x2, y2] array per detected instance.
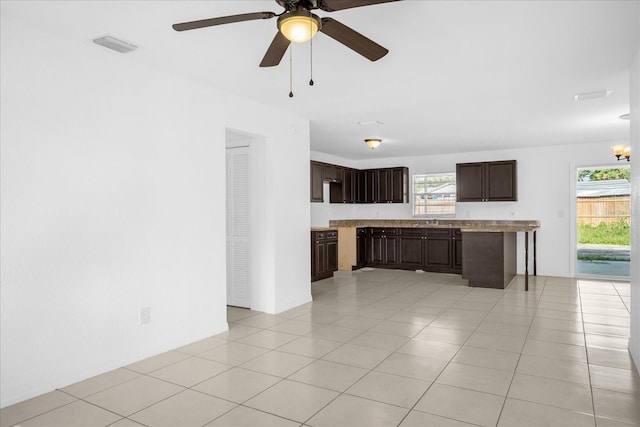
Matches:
[[276, 0, 321, 11]]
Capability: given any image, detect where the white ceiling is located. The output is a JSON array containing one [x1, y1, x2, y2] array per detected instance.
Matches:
[[3, 0, 638, 160]]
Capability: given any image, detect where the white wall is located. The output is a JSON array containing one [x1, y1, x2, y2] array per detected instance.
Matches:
[[0, 16, 310, 407], [629, 47, 639, 371], [312, 141, 630, 278]]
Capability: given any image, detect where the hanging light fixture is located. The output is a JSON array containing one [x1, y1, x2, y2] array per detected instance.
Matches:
[[365, 138, 382, 149], [611, 144, 631, 161], [278, 10, 321, 43]]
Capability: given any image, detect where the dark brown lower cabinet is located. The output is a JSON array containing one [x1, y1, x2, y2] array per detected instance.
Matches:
[[453, 231, 463, 270], [424, 229, 452, 272], [397, 228, 425, 269], [370, 228, 398, 266], [355, 227, 369, 268], [327, 237, 338, 272], [311, 230, 338, 282], [362, 227, 462, 274], [462, 231, 516, 288]]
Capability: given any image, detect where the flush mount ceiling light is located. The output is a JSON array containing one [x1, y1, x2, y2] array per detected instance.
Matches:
[[611, 144, 631, 161], [358, 120, 384, 126], [365, 138, 382, 149], [573, 90, 611, 101], [93, 35, 137, 53], [619, 113, 631, 120], [277, 11, 321, 43]]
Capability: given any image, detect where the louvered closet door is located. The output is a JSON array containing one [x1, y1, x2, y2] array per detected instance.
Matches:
[[226, 147, 250, 308]]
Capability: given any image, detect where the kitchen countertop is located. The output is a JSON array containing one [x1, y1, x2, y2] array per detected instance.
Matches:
[[311, 227, 338, 232], [327, 219, 540, 232]]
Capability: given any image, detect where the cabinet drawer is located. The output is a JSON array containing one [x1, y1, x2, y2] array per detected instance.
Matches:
[[426, 228, 452, 237], [356, 227, 368, 236], [326, 230, 338, 240], [398, 228, 425, 236], [372, 228, 397, 235]]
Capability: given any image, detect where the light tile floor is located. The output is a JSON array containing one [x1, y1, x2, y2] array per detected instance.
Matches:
[[2, 270, 639, 427]]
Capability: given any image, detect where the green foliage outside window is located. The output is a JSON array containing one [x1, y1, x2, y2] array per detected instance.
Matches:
[[577, 168, 630, 182], [578, 219, 630, 246]]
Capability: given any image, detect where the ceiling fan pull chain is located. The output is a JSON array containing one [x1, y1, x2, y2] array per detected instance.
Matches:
[[309, 12, 314, 86], [289, 47, 294, 98]]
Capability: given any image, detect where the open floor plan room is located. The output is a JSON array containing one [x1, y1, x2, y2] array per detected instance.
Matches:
[[1, 270, 637, 427]]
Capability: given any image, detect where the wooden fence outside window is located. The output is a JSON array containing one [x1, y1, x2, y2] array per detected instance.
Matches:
[[577, 195, 630, 226]]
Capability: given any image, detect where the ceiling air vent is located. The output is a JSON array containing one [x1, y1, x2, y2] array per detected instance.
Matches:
[[93, 35, 137, 54], [573, 90, 611, 101]]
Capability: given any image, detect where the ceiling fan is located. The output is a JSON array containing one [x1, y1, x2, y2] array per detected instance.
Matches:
[[172, 0, 400, 67]]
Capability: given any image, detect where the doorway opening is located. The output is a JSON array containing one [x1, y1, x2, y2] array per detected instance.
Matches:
[[576, 166, 631, 279]]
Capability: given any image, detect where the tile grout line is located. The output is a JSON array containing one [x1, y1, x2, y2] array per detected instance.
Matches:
[[9, 273, 635, 427], [294, 273, 473, 426], [298, 275, 459, 426], [494, 275, 546, 427], [579, 279, 601, 427], [395, 276, 528, 426]]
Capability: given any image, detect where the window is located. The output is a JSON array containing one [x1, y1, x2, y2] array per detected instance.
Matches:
[[413, 172, 456, 216]]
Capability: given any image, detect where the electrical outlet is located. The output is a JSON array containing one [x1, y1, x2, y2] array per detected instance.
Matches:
[[139, 307, 150, 325]]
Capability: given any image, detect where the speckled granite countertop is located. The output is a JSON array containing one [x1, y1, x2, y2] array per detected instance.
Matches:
[[311, 227, 338, 232], [327, 219, 540, 232]]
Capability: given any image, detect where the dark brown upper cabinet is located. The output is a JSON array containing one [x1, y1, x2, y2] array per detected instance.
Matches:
[[311, 161, 408, 204], [365, 167, 408, 204], [323, 164, 342, 183], [356, 170, 367, 203], [330, 168, 356, 203], [365, 169, 378, 203], [310, 161, 324, 202], [375, 167, 408, 203], [378, 169, 391, 202], [456, 160, 517, 202]]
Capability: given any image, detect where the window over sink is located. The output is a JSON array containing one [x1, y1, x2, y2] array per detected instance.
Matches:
[[413, 172, 456, 217]]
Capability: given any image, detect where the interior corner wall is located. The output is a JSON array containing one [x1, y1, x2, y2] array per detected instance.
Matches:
[[628, 46, 640, 372], [0, 16, 310, 407]]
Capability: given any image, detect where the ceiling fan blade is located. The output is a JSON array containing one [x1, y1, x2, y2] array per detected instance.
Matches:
[[260, 32, 291, 67], [319, 0, 400, 12], [172, 11, 275, 32], [319, 18, 388, 61]]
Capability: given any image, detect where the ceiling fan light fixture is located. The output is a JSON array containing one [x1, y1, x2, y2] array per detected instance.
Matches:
[[365, 138, 382, 149], [278, 12, 321, 43]]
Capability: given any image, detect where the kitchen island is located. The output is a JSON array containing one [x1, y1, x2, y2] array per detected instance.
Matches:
[[328, 219, 540, 290]]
